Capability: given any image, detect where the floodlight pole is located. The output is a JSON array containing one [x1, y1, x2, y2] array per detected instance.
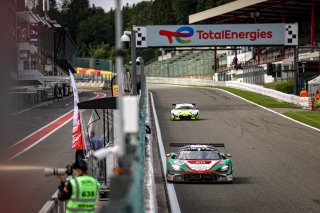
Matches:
[[115, 0, 124, 157]]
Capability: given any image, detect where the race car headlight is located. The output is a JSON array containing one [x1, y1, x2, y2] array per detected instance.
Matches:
[[171, 164, 182, 172], [173, 110, 181, 115], [218, 165, 229, 172], [191, 110, 198, 115]]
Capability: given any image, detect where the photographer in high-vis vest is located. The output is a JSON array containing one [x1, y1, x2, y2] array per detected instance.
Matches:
[[57, 159, 100, 212]]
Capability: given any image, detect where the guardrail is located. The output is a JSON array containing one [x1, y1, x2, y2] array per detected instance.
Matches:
[[39, 190, 66, 213], [147, 77, 309, 108]]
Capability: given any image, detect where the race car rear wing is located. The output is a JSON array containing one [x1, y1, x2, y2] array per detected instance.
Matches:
[[169, 143, 225, 148]]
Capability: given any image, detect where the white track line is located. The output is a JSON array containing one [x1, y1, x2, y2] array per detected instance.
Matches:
[[145, 92, 158, 213], [9, 92, 107, 160], [9, 116, 73, 161], [217, 88, 320, 132], [8, 110, 74, 149], [150, 92, 181, 213]]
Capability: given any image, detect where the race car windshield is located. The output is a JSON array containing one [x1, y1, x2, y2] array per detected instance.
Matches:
[[176, 105, 194, 110], [177, 150, 220, 160]]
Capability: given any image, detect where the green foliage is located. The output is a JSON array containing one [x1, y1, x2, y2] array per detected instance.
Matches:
[[151, 0, 176, 25], [45, 0, 236, 61], [86, 43, 114, 60], [274, 80, 294, 94], [172, 0, 198, 24], [284, 111, 320, 129], [215, 86, 298, 108]]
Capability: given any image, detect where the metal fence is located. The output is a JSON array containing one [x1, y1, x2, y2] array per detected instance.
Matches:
[[73, 57, 113, 71], [124, 80, 147, 213]]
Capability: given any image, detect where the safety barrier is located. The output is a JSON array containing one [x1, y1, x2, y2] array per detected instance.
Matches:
[[122, 76, 147, 213], [309, 98, 314, 110], [39, 190, 66, 213]]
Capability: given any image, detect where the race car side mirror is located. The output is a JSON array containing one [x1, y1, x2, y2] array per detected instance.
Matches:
[[171, 153, 177, 159], [196, 108, 199, 110], [226, 153, 232, 157], [166, 153, 177, 159]]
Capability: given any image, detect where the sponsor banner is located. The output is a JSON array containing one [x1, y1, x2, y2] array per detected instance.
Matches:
[[75, 67, 113, 78], [112, 85, 119, 97], [139, 23, 298, 47]]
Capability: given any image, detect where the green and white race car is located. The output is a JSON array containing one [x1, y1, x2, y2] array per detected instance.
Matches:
[[166, 143, 233, 183], [170, 103, 199, 121]]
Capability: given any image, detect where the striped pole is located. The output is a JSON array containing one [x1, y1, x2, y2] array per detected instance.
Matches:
[[309, 98, 313, 111]]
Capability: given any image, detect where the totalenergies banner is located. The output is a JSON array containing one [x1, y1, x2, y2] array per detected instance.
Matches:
[[134, 23, 298, 47]]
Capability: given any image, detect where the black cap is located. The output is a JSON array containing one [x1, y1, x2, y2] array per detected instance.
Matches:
[[72, 159, 88, 171]]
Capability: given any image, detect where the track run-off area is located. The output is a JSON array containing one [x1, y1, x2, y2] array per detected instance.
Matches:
[[149, 84, 320, 213]]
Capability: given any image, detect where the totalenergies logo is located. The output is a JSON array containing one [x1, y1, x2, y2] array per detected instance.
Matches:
[[159, 26, 194, 44]]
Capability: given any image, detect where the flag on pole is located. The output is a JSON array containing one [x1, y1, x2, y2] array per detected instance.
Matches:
[[69, 70, 84, 150]]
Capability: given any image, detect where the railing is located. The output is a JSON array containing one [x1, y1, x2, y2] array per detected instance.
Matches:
[[145, 50, 226, 78], [39, 187, 66, 213]]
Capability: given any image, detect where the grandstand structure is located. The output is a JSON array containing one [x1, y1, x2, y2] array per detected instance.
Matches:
[[146, 0, 320, 92], [146, 50, 227, 80]]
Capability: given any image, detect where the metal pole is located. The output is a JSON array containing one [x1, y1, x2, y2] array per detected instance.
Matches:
[[294, 46, 299, 95], [115, 0, 124, 157], [311, 0, 315, 51], [131, 27, 137, 95], [107, 109, 109, 144], [103, 109, 106, 147]]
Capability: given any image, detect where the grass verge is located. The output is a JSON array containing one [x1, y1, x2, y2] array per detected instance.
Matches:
[[149, 82, 320, 128], [214, 86, 298, 108], [283, 111, 320, 129]]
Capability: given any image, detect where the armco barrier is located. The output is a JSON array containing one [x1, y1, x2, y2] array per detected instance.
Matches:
[[147, 77, 309, 108]]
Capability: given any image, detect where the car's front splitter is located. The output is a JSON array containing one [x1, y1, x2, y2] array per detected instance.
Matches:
[[171, 115, 199, 120], [167, 173, 233, 183]]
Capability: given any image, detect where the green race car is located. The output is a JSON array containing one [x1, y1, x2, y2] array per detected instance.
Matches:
[[166, 143, 233, 183], [170, 103, 199, 121]]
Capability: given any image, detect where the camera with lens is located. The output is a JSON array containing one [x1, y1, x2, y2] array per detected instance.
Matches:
[[44, 165, 72, 176]]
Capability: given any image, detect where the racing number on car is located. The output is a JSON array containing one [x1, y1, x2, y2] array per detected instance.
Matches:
[[81, 191, 95, 197]]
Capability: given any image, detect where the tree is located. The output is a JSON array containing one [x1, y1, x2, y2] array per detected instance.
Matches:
[[48, 0, 60, 21], [86, 43, 114, 60], [59, 0, 90, 41], [35, 0, 44, 16], [151, 0, 176, 25], [172, 0, 198, 24], [76, 10, 114, 57]]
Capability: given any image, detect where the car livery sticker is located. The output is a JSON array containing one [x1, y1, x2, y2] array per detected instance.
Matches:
[[173, 160, 221, 172]]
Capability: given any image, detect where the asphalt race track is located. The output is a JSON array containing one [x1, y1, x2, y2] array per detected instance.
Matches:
[[0, 92, 97, 213], [149, 84, 320, 213]]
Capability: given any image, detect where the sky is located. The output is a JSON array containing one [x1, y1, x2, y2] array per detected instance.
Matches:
[[88, 0, 148, 12], [54, 0, 148, 12]]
